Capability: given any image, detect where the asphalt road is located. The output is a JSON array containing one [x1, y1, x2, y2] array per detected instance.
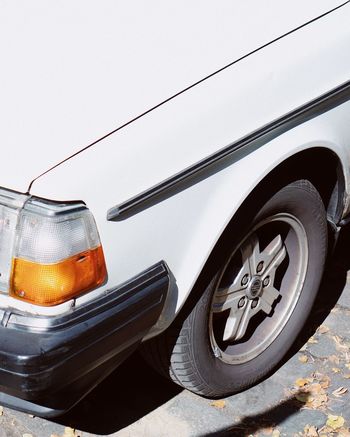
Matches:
[[2, 227, 350, 437]]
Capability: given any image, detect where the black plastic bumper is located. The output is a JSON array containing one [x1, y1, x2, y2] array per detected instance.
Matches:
[[0, 261, 169, 417]]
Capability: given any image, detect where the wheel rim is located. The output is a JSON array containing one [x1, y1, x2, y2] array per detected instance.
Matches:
[[209, 213, 308, 364]]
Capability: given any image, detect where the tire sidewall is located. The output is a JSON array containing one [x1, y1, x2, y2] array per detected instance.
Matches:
[[188, 181, 327, 395]]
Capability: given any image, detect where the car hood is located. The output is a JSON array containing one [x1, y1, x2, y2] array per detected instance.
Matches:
[[0, 0, 344, 193]]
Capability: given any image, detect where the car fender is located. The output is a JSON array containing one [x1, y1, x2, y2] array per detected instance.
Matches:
[[30, 5, 350, 330]]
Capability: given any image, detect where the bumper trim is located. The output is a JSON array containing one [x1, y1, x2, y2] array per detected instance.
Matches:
[[0, 261, 169, 417]]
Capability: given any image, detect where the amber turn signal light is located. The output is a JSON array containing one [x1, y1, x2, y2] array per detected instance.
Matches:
[[8, 198, 107, 306], [10, 246, 107, 306]]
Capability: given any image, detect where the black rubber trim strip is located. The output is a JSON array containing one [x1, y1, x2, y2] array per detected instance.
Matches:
[[0, 261, 169, 417], [28, 1, 350, 193], [107, 79, 350, 221]]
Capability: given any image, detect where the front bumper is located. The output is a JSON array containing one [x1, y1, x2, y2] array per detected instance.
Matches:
[[0, 261, 169, 417]]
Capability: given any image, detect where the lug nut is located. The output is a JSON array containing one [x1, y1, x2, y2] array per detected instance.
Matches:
[[263, 276, 270, 287], [238, 297, 246, 308], [256, 261, 264, 273], [241, 274, 249, 286], [251, 299, 259, 309]]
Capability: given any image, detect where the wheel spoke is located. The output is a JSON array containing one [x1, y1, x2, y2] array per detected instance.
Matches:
[[241, 233, 259, 276], [223, 304, 259, 341], [260, 286, 279, 314], [212, 290, 245, 313], [263, 240, 287, 283], [260, 235, 283, 266], [226, 259, 251, 294], [212, 231, 288, 343]]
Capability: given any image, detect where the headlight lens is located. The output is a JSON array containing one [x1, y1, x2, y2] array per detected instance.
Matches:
[[0, 191, 107, 306]]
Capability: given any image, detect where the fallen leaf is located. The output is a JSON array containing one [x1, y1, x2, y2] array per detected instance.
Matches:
[[308, 336, 318, 344], [63, 428, 76, 437], [261, 425, 274, 435], [296, 392, 312, 403], [332, 386, 348, 397], [318, 325, 330, 334], [296, 383, 328, 409], [328, 355, 340, 364], [333, 335, 349, 351], [308, 382, 325, 395], [346, 363, 350, 370], [332, 367, 341, 373], [326, 414, 345, 430], [336, 428, 350, 436], [343, 374, 350, 379], [307, 392, 328, 409], [272, 430, 281, 437], [299, 355, 308, 363], [210, 399, 226, 409], [303, 424, 318, 437], [295, 378, 309, 387], [319, 376, 331, 389]]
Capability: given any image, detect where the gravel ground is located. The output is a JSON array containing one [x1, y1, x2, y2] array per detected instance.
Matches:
[[2, 227, 350, 437]]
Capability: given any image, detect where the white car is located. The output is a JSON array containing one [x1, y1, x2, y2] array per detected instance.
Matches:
[[0, 1, 350, 416]]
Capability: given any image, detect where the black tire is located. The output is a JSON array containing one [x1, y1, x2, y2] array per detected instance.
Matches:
[[142, 180, 328, 397]]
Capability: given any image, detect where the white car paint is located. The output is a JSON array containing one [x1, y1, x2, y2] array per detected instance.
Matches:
[[0, 1, 349, 329], [0, 0, 346, 192], [27, 2, 350, 333]]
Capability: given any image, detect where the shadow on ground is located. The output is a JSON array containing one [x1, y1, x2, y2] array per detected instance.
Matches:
[[204, 392, 308, 436], [55, 225, 350, 436], [56, 352, 182, 435]]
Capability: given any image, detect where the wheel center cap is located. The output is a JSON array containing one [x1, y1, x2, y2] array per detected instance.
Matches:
[[246, 276, 263, 299]]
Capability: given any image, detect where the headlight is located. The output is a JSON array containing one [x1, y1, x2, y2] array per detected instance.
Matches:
[[0, 189, 107, 306]]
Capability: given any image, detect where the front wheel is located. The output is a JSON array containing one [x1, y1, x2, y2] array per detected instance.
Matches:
[[143, 179, 328, 397]]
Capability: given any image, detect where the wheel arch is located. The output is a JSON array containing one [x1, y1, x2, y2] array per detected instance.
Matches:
[[187, 146, 346, 306]]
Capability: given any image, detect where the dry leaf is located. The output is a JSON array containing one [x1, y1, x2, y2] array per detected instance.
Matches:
[[63, 428, 76, 437], [332, 367, 341, 373], [326, 414, 345, 430], [261, 425, 274, 435], [295, 378, 309, 387], [296, 383, 328, 409], [328, 355, 340, 364], [308, 393, 328, 409], [337, 428, 350, 436], [303, 424, 318, 437], [272, 431, 281, 437], [318, 375, 330, 389], [332, 386, 348, 397], [343, 374, 350, 379], [299, 355, 308, 363], [333, 335, 348, 351], [346, 363, 350, 370], [318, 325, 330, 334], [308, 336, 318, 344], [296, 392, 312, 403], [210, 399, 226, 409], [310, 383, 323, 394]]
